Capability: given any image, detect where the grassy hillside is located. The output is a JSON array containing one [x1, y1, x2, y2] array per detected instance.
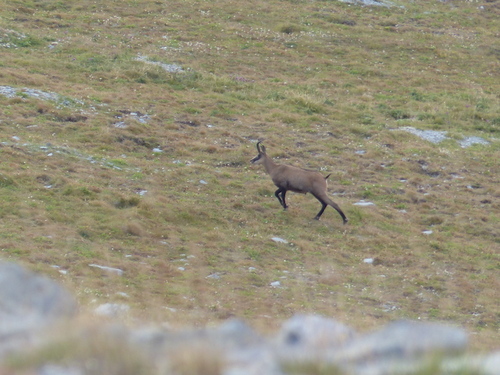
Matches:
[[0, 0, 498, 350]]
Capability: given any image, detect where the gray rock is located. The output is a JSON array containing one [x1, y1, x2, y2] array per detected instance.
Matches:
[[337, 320, 467, 360], [276, 314, 356, 361], [459, 136, 489, 148], [0, 262, 77, 358], [88, 263, 124, 275], [331, 320, 468, 374], [398, 127, 449, 144], [0, 264, 494, 375], [129, 319, 281, 375], [37, 364, 84, 375], [271, 237, 288, 244], [354, 200, 376, 206], [94, 303, 130, 317], [338, 0, 399, 7], [135, 55, 184, 73]]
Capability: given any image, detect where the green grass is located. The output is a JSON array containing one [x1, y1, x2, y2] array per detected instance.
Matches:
[[0, 0, 499, 357]]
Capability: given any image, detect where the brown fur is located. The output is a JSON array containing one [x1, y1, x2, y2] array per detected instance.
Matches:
[[251, 142, 348, 224]]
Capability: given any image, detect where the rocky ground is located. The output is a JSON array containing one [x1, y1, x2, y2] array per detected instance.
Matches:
[[1, 261, 498, 375]]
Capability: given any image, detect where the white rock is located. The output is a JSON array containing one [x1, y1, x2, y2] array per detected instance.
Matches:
[[271, 237, 288, 244], [270, 281, 281, 287], [353, 200, 375, 206], [94, 303, 129, 317], [88, 264, 124, 276]]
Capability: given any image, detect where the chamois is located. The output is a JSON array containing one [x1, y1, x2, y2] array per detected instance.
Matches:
[[251, 142, 348, 224]]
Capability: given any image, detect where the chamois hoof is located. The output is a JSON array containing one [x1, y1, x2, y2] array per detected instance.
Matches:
[[343, 218, 349, 225]]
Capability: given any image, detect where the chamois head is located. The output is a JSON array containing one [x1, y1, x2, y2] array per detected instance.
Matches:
[[250, 141, 266, 164]]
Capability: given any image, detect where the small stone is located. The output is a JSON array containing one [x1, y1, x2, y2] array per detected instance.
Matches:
[[270, 281, 281, 287], [206, 273, 221, 279], [353, 200, 375, 206], [422, 230, 433, 235], [88, 264, 124, 276], [94, 303, 130, 317], [271, 237, 288, 244]]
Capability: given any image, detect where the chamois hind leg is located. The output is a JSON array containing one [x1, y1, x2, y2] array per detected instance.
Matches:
[[329, 200, 348, 224], [313, 194, 348, 224], [274, 188, 288, 210]]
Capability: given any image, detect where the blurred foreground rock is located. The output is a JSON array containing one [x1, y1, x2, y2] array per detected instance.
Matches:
[[0, 262, 498, 375], [0, 262, 77, 359]]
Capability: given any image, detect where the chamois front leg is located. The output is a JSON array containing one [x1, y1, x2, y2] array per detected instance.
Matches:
[[274, 188, 288, 210]]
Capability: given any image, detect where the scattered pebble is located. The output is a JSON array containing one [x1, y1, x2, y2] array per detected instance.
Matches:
[[51, 265, 68, 275], [338, 0, 398, 7], [271, 237, 288, 244], [94, 303, 130, 317], [152, 148, 163, 153], [353, 200, 375, 206], [114, 121, 127, 128], [270, 281, 281, 287], [88, 264, 124, 276], [199, 180, 208, 185], [135, 55, 184, 73], [206, 273, 221, 280], [355, 150, 366, 155], [363, 258, 374, 264], [422, 230, 433, 235]]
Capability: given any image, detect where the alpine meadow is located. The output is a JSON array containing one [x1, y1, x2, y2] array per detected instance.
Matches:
[[0, 0, 498, 358]]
